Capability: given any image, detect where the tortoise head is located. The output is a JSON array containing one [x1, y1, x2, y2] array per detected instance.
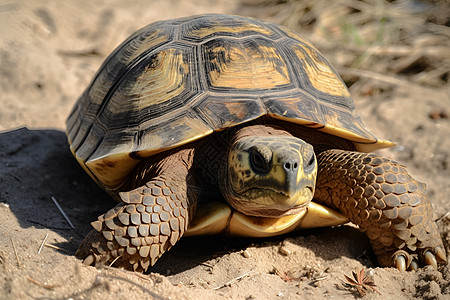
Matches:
[[221, 127, 317, 218]]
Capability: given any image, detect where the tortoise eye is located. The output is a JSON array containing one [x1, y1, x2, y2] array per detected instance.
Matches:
[[249, 146, 272, 174], [304, 154, 316, 172]]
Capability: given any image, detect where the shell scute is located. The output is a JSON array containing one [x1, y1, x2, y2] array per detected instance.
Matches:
[[66, 14, 392, 189]]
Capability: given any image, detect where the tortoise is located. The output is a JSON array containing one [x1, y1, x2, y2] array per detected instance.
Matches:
[[67, 14, 446, 272]]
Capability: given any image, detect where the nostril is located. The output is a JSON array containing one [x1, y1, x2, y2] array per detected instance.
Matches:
[[284, 162, 298, 171]]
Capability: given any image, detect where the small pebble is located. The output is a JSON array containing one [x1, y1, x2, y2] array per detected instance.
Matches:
[[279, 245, 291, 256], [429, 110, 448, 120], [242, 249, 251, 258]]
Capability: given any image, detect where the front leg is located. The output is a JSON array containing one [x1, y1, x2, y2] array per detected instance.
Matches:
[[75, 175, 196, 272], [314, 149, 446, 270]]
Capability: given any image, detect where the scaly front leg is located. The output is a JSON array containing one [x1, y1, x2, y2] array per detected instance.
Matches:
[[76, 149, 197, 272], [314, 149, 446, 270], [75, 176, 196, 271]]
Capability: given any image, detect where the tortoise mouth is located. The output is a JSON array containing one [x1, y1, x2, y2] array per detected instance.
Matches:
[[223, 184, 314, 218], [242, 186, 313, 200], [238, 186, 313, 213], [242, 187, 291, 201]]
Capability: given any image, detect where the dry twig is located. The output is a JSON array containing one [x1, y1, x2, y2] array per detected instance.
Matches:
[[27, 276, 60, 290], [51, 196, 75, 229], [0, 250, 7, 272], [44, 243, 69, 253], [213, 269, 255, 290], [108, 255, 123, 267], [10, 238, 21, 267], [436, 211, 450, 223], [337, 67, 443, 97], [310, 274, 330, 285], [38, 233, 49, 254]]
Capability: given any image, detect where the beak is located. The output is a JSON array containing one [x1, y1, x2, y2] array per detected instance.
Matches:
[[283, 159, 301, 197]]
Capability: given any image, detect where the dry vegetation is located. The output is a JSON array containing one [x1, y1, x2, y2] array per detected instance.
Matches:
[[241, 0, 450, 93]]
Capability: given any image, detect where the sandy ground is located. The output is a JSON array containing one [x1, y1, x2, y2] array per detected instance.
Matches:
[[1, 0, 449, 299]]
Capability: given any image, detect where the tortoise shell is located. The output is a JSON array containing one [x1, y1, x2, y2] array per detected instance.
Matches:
[[66, 14, 392, 189]]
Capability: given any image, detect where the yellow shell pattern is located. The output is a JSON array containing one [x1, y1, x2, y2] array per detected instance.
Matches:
[[66, 14, 392, 189]]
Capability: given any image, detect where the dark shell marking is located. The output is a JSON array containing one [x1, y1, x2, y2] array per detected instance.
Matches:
[[66, 14, 383, 189]]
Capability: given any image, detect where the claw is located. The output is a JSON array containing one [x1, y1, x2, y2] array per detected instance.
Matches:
[[83, 254, 95, 266], [409, 259, 419, 271], [424, 250, 438, 269], [436, 246, 447, 262], [395, 255, 407, 271]]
